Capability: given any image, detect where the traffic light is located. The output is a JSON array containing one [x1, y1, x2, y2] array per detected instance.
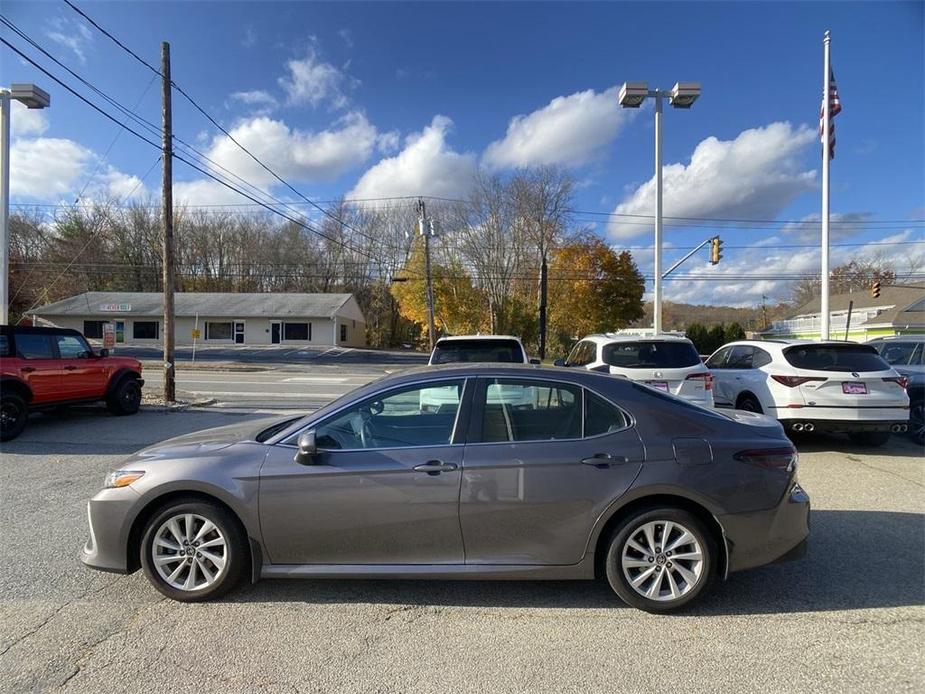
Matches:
[[871, 281, 881, 298], [710, 236, 723, 265]]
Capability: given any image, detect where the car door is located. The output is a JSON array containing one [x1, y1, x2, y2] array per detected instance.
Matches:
[[721, 345, 757, 406], [54, 333, 105, 400], [258, 379, 469, 565], [705, 346, 734, 405], [459, 377, 644, 566], [11, 332, 62, 403]]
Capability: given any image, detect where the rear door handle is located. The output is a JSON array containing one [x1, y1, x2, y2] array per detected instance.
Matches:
[[64, 365, 78, 371], [413, 461, 458, 475], [20, 367, 36, 373], [581, 454, 629, 468]]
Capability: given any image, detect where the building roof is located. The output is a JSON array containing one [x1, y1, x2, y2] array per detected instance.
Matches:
[[32, 292, 362, 320], [793, 284, 924, 317]]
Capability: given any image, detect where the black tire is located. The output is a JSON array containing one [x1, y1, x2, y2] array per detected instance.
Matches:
[[848, 431, 890, 447], [140, 500, 248, 602], [605, 507, 715, 613], [0, 393, 29, 442], [736, 395, 763, 414], [909, 400, 924, 446], [106, 377, 142, 416]]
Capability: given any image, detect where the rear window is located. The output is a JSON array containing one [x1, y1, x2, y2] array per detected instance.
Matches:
[[783, 344, 891, 372], [431, 339, 525, 364], [875, 341, 923, 367], [603, 341, 701, 369]]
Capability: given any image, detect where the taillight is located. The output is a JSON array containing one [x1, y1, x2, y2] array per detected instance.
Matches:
[[883, 376, 908, 389], [771, 375, 827, 388], [686, 373, 713, 390], [734, 446, 798, 472]]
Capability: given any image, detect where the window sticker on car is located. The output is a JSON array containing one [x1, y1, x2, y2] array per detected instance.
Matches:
[[842, 382, 868, 395]]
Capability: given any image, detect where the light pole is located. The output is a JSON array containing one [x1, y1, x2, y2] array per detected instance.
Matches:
[[1, 83, 50, 325], [619, 81, 700, 335]]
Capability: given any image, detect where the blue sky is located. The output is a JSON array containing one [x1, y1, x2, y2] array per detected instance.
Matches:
[[3, 0, 923, 306]]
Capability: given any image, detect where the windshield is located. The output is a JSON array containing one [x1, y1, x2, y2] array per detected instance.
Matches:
[[874, 341, 923, 367], [783, 344, 891, 372], [603, 341, 701, 369], [431, 339, 525, 364]]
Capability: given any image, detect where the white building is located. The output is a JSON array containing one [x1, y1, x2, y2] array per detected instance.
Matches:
[[32, 292, 367, 347]]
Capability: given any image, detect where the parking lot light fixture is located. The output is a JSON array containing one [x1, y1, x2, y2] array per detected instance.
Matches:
[[618, 80, 700, 335], [2, 83, 51, 325]]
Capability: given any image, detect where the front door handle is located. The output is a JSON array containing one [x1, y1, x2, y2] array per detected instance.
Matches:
[[413, 461, 458, 475], [581, 454, 629, 468], [63, 365, 78, 371], [20, 367, 36, 373]]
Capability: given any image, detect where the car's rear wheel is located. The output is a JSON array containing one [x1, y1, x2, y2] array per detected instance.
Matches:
[[848, 431, 890, 447], [140, 500, 247, 602], [605, 508, 715, 613], [910, 400, 924, 446], [736, 395, 762, 414], [106, 378, 141, 415], [0, 393, 28, 442]]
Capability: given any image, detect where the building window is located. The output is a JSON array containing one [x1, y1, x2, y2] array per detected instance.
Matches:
[[340, 324, 347, 342], [133, 321, 159, 340], [284, 322, 311, 341], [205, 322, 232, 340], [83, 320, 106, 339]]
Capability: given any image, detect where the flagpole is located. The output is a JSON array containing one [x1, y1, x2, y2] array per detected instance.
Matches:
[[820, 30, 832, 341]]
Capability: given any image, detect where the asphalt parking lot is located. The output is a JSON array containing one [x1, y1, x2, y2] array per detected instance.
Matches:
[[1, 407, 922, 693]]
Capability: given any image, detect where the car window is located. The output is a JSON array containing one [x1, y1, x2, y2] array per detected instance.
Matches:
[[753, 348, 772, 368], [726, 345, 755, 369], [56, 335, 92, 359], [310, 379, 464, 450], [705, 346, 731, 369], [14, 333, 54, 359], [914, 344, 925, 366], [603, 341, 701, 368], [783, 344, 890, 372], [0, 334, 9, 357], [431, 339, 524, 364], [479, 378, 582, 443], [585, 391, 629, 436], [877, 342, 917, 366]]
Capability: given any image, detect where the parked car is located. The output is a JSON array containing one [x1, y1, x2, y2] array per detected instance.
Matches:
[[1, 326, 144, 441], [705, 340, 909, 446], [82, 363, 809, 613], [868, 335, 924, 445], [557, 334, 714, 409]]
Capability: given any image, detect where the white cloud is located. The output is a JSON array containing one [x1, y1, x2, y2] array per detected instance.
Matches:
[[202, 112, 379, 186], [483, 87, 630, 169], [97, 168, 147, 200], [779, 212, 870, 243], [348, 116, 477, 200], [11, 137, 93, 198], [242, 26, 257, 48], [608, 122, 817, 240], [10, 101, 48, 138], [279, 49, 353, 109], [229, 90, 278, 112], [173, 179, 252, 207], [376, 130, 400, 154], [46, 17, 93, 63]]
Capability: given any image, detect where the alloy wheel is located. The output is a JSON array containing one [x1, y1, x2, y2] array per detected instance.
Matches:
[[152, 513, 227, 591], [911, 402, 924, 445], [621, 520, 704, 602]]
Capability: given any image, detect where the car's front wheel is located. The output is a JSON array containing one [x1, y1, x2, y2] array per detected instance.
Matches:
[[140, 500, 247, 602], [0, 393, 28, 442], [605, 508, 715, 613]]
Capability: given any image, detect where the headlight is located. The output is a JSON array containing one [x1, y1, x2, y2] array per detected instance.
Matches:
[[104, 470, 145, 489]]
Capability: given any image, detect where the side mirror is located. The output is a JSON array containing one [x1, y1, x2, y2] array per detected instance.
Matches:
[[294, 431, 318, 465], [528, 357, 541, 365], [553, 358, 566, 367], [97, 348, 109, 358]]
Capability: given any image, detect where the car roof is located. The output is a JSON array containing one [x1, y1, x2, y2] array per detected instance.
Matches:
[[868, 335, 925, 342], [0, 325, 82, 336], [582, 333, 694, 345], [434, 334, 523, 343], [375, 363, 612, 388]]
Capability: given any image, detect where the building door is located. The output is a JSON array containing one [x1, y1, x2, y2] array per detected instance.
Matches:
[[114, 321, 125, 344], [270, 322, 281, 344], [234, 321, 245, 345]]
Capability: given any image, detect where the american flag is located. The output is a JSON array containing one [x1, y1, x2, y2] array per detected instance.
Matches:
[[819, 67, 842, 159]]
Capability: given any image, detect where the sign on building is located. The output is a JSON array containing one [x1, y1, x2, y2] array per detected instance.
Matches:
[[99, 303, 131, 312]]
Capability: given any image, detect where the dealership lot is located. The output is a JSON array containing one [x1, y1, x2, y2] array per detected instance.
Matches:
[[1, 399, 923, 693]]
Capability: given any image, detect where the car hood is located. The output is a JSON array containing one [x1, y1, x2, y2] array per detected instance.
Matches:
[[132, 416, 282, 460]]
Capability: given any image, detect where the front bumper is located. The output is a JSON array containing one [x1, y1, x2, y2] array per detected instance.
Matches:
[[720, 482, 811, 573], [80, 488, 140, 574]]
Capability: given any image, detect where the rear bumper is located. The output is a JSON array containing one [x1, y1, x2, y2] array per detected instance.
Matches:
[[720, 482, 810, 573], [781, 418, 907, 433]]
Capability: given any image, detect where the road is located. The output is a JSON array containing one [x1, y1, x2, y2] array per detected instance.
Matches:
[[121, 344, 430, 368], [0, 405, 922, 693]]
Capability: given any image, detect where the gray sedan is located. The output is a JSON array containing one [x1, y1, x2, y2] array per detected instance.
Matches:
[[82, 364, 810, 613]]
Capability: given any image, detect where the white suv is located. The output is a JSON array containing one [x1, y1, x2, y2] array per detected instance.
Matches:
[[705, 340, 909, 446], [559, 334, 714, 408]]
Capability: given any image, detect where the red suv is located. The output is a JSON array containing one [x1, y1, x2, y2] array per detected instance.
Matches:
[[1, 326, 144, 441]]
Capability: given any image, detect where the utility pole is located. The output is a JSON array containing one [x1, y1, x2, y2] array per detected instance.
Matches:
[[820, 30, 833, 340], [538, 251, 548, 360], [161, 42, 176, 402], [419, 199, 436, 350]]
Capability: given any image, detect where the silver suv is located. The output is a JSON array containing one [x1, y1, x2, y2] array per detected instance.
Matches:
[[559, 333, 714, 408]]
